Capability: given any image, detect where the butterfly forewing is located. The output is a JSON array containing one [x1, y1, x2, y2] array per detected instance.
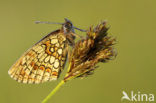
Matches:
[[8, 30, 68, 84]]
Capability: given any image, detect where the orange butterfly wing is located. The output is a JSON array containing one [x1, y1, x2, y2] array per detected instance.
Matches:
[[8, 30, 68, 84]]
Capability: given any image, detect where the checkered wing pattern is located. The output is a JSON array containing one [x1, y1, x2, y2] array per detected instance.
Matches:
[[8, 30, 68, 84]]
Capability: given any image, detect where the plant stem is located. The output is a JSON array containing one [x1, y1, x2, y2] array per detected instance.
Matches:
[[41, 63, 73, 103], [41, 80, 65, 103]]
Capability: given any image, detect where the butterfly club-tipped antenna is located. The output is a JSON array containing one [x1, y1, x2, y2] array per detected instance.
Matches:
[[35, 18, 86, 32], [35, 21, 63, 25]]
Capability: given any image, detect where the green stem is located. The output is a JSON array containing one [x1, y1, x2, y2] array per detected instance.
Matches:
[[41, 63, 73, 103], [41, 80, 65, 103]]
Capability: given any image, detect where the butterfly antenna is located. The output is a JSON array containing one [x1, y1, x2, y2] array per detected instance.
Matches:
[[35, 20, 86, 32], [35, 21, 63, 25], [73, 26, 86, 32]]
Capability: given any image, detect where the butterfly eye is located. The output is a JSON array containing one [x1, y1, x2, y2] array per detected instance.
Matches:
[[65, 22, 72, 28]]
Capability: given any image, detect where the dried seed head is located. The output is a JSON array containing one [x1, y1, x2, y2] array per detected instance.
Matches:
[[64, 21, 117, 81]]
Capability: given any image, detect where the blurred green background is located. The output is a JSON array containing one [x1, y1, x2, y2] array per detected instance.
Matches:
[[0, 0, 156, 103]]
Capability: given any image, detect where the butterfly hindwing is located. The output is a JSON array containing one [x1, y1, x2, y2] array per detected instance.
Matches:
[[8, 30, 68, 84]]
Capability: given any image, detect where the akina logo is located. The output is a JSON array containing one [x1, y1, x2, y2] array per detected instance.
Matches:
[[121, 91, 154, 102]]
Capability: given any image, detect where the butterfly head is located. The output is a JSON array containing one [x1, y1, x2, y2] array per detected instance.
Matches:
[[62, 18, 76, 46], [62, 18, 75, 34]]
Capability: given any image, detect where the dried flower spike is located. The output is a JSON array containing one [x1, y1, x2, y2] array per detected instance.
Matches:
[[64, 21, 117, 81]]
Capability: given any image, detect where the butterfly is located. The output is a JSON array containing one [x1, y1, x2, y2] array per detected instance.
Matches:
[[8, 18, 85, 84]]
